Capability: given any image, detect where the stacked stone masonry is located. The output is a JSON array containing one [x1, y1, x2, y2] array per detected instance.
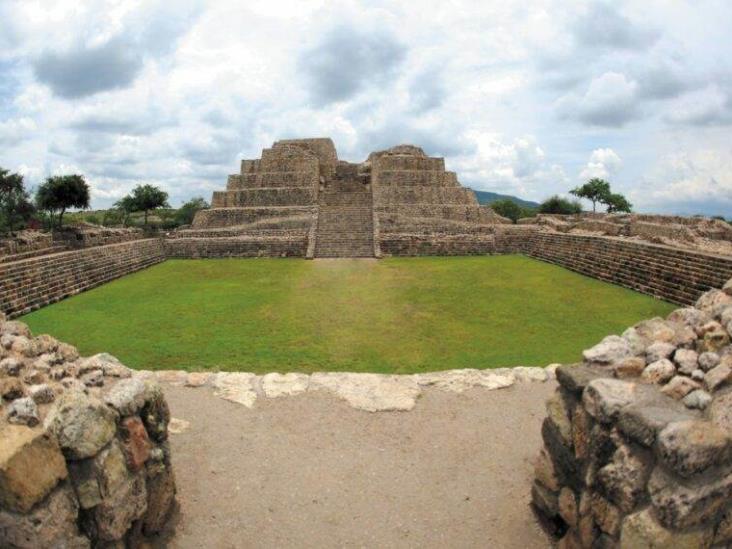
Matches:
[[0, 239, 165, 318], [0, 314, 176, 547], [532, 280, 732, 548]]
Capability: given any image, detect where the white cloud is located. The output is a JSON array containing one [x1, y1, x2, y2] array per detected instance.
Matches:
[[0, 117, 37, 146], [556, 72, 641, 127], [579, 148, 623, 181]]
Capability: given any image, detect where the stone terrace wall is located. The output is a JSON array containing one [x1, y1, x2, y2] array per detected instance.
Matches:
[[166, 236, 308, 259], [532, 283, 732, 548], [0, 239, 165, 319], [54, 225, 144, 250], [496, 227, 732, 306], [0, 316, 176, 547]]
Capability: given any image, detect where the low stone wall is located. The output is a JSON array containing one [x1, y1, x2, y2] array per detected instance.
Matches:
[[0, 239, 165, 318], [379, 235, 496, 256], [532, 282, 732, 548], [0, 315, 176, 547], [54, 226, 144, 250], [166, 236, 308, 259], [496, 228, 732, 306]]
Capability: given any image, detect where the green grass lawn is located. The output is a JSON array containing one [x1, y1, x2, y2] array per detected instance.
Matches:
[[20, 256, 676, 374]]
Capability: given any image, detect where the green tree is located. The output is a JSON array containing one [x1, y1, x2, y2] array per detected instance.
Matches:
[[127, 184, 170, 226], [175, 197, 209, 226], [35, 174, 90, 229], [0, 168, 35, 233], [570, 178, 611, 212], [538, 195, 583, 215], [604, 193, 632, 213], [490, 199, 523, 223], [113, 195, 137, 227]]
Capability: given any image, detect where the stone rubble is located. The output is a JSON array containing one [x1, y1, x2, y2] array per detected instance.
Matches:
[[0, 314, 176, 548], [532, 279, 732, 548]]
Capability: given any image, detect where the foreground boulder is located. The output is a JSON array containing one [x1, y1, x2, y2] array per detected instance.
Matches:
[[532, 283, 732, 548], [0, 318, 177, 547]]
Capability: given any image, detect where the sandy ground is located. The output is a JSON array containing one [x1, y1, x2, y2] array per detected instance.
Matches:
[[162, 382, 556, 548]]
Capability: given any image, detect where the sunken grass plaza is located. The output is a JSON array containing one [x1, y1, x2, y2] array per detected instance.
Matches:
[[20, 256, 675, 373], [3, 137, 732, 548]]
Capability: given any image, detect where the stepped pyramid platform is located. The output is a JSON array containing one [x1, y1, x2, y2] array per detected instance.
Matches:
[[168, 139, 509, 259]]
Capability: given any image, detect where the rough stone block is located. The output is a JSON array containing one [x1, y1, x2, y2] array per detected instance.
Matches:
[[558, 487, 578, 527], [660, 376, 701, 400], [620, 507, 713, 549], [46, 390, 118, 459], [556, 364, 612, 395], [704, 361, 732, 392], [531, 480, 559, 518], [572, 403, 593, 461], [596, 440, 653, 512], [656, 420, 732, 477], [673, 348, 698, 375], [641, 359, 676, 384], [709, 388, 732, 433], [646, 342, 676, 363], [614, 356, 646, 379], [542, 417, 581, 490], [534, 447, 560, 492], [591, 492, 622, 537], [583, 335, 633, 364], [142, 461, 176, 535], [0, 425, 68, 513], [618, 395, 699, 447], [583, 378, 652, 424], [546, 390, 573, 445], [648, 465, 732, 529], [92, 471, 147, 542], [120, 416, 152, 472]]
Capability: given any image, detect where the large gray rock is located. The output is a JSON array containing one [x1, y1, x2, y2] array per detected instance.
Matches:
[[583, 335, 633, 364], [646, 341, 676, 363], [92, 471, 147, 541], [656, 420, 732, 477], [641, 359, 676, 384], [0, 483, 89, 549], [620, 507, 713, 549], [705, 360, 732, 392], [709, 388, 732, 433], [45, 390, 118, 459], [6, 397, 39, 427], [673, 348, 698, 375], [696, 289, 732, 315], [556, 364, 611, 395], [660, 375, 701, 400], [104, 376, 149, 416], [596, 440, 653, 512], [618, 395, 700, 447], [698, 351, 720, 372], [582, 378, 651, 424], [634, 317, 676, 344], [682, 389, 712, 410], [545, 390, 573, 444], [648, 464, 732, 529], [667, 307, 711, 331]]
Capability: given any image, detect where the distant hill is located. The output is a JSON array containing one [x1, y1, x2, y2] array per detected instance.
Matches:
[[470, 190, 540, 209]]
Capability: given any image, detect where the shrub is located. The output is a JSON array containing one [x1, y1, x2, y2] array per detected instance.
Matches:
[[538, 195, 582, 215]]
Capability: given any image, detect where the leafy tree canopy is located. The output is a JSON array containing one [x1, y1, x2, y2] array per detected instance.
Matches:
[[538, 195, 582, 215], [0, 167, 35, 233], [605, 193, 633, 213], [175, 197, 209, 226], [490, 199, 524, 223], [569, 178, 610, 212], [118, 184, 170, 226], [35, 174, 90, 228]]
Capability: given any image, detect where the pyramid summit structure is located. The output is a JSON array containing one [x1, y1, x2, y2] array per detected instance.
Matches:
[[170, 138, 509, 258]]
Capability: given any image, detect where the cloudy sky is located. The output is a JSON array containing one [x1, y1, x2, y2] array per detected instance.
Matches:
[[1, 0, 731, 215]]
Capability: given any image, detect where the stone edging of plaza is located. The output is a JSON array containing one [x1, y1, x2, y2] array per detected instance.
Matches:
[[141, 365, 558, 413]]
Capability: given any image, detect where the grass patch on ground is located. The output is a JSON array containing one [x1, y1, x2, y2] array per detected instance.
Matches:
[[20, 256, 676, 374]]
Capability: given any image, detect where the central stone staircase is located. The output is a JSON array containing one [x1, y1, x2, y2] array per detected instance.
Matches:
[[314, 178, 375, 258]]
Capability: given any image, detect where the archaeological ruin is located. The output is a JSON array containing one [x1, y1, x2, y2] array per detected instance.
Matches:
[[2, 137, 732, 547]]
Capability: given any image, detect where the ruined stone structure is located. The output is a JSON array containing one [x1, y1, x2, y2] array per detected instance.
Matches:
[[0, 314, 176, 547], [532, 281, 732, 548], [166, 138, 507, 259]]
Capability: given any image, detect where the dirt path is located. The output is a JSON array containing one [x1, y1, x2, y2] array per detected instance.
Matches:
[[163, 382, 555, 548]]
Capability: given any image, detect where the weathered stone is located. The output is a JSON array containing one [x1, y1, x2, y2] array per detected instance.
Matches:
[[558, 487, 578, 527], [591, 492, 621, 536], [262, 372, 309, 397], [21, 368, 46, 385], [0, 425, 68, 513], [709, 388, 732, 433], [68, 441, 129, 509], [1, 320, 31, 338], [212, 372, 258, 408], [46, 389, 118, 459], [310, 372, 421, 412], [700, 323, 731, 353], [705, 361, 732, 392], [142, 461, 176, 535], [673, 348, 698, 375], [6, 397, 39, 426], [185, 371, 211, 387], [690, 368, 705, 382], [696, 289, 732, 314], [614, 356, 646, 379], [583, 335, 633, 364], [596, 440, 653, 512], [168, 417, 191, 435], [634, 317, 676, 344], [714, 505, 732, 546], [80, 353, 132, 378], [542, 417, 581, 490], [33, 334, 59, 354], [583, 378, 651, 424], [56, 342, 79, 362], [512, 366, 548, 382], [657, 420, 732, 477], [93, 471, 147, 541], [140, 382, 170, 442], [698, 351, 720, 371], [682, 389, 712, 410], [620, 507, 713, 549], [648, 464, 732, 529], [120, 416, 152, 472], [572, 403, 593, 461], [155, 370, 188, 385], [0, 376, 24, 400], [531, 480, 558, 517], [0, 483, 89, 549], [28, 383, 55, 404], [618, 395, 700, 447], [660, 376, 701, 400], [668, 307, 711, 331], [104, 376, 148, 416], [546, 390, 573, 444], [534, 447, 560, 491], [0, 356, 22, 376], [80, 369, 104, 387], [641, 359, 676, 384], [622, 327, 647, 355], [416, 369, 514, 392], [556, 364, 611, 395], [724, 279, 732, 296], [646, 341, 676, 363]]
